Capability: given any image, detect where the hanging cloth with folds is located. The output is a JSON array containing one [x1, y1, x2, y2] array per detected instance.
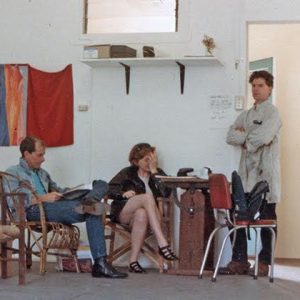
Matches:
[[27, 65, 74, 147]]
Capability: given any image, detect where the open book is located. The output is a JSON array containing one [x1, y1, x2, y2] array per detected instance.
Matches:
[[61, 183, 93, 200]]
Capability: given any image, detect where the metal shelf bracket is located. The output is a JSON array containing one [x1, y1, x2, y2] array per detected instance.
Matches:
[[119, 62, 130, 95], [176, 61, 185, 94]]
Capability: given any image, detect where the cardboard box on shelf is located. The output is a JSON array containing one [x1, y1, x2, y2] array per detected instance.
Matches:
[[83, 45, 137, 59]]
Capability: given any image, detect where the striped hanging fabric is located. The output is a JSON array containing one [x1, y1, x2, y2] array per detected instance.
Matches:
[[0, 64, 26, 146]]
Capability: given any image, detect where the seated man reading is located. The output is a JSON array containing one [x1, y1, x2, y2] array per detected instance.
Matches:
[[5, 136, 127, 279]]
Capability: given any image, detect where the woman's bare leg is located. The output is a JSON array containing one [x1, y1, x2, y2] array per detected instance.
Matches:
[[119, 194, 168, 248], [129, 208, 148, 263]]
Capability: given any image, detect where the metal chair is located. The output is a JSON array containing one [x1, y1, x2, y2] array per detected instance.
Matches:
[[0, 171, 80, 275], [198, 173, 277, 282]]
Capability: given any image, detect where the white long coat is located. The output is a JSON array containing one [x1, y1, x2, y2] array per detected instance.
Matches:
[[226, 100, 282, 203]]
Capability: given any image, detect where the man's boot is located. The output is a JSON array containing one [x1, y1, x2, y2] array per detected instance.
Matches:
[[92, 257, 128, 279], [248, 262, 269, 277], [218, 260, 250, 275]]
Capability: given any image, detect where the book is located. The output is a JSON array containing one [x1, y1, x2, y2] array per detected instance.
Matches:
[[61, 183, 93, 200], [57, 257, 92, 273]]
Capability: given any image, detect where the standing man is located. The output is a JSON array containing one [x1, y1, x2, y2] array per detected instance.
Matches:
[[221, 70, 282, 276], [6, 136, 127, 279]]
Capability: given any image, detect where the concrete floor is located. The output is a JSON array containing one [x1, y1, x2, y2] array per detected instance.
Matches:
[[1, 260, 300, 300]]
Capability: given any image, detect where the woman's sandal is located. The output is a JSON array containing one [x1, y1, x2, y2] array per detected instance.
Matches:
[[128, 261, 146, 273], [158, 245, 179, 261]]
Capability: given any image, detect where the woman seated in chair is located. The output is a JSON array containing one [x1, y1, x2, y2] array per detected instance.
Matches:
[[108, 143, 178, 273]]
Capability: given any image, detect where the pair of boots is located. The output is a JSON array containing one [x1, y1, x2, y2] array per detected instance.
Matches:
[[92, 257, 128, 279]]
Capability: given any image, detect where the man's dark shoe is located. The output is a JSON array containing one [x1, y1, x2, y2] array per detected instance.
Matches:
[[248, 262, 269, 277], [81, 197, 98, 206], [92, 257, 128, 279], [84, 180, 109, 202], [218, 260, 250, 275]]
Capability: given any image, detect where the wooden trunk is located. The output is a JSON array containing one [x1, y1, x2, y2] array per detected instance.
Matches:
[[178, 189, 205, 274], [169, 189, 214, 275]]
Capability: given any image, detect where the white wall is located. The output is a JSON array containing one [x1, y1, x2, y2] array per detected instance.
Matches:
[[86, 0, 243, 181], [1, 0, 300, 260], [0, 0, 92, 186], [0, 0, 241, 183]]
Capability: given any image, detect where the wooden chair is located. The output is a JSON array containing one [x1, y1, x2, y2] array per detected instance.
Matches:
[[198, 173, 277, 282], [0, 192, 26, 285], [105, 197, 174, 272], [0, 171, 81, 275]]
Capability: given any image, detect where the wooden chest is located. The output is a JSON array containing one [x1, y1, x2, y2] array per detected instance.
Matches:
[[110, 45, 137, 58]]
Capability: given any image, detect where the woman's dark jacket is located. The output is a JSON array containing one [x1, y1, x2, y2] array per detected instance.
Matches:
[[108, 166, 171, 221]]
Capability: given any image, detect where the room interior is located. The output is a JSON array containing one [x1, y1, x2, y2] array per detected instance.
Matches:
[[0, 0, 300, 298]]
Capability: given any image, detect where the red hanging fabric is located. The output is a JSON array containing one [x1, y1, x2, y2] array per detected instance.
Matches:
[[27, 65, 74, 147]]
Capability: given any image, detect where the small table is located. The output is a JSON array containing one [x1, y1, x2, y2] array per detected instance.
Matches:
[[156, 176, 214, 275]]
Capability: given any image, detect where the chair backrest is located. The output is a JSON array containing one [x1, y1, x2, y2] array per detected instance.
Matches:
[[0, 171, 38, 222], [208, 174, 232, 210]]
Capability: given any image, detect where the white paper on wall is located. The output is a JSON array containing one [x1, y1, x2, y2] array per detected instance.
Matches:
[[209, 95, 233, 129]]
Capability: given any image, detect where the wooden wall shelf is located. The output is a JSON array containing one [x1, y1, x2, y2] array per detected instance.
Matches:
[[80, 56, 223, 94]]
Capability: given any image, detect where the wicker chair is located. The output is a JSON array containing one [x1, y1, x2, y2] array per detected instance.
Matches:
[[1, 191, 26, 285], [0, 171, 80, 275]]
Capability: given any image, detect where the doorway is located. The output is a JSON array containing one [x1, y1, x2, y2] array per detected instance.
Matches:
[[247, 22, 300, 259]]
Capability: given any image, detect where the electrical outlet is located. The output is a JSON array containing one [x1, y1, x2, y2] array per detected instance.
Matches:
[[234, 96, 244, 110], [78, 104, 89, 112]]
